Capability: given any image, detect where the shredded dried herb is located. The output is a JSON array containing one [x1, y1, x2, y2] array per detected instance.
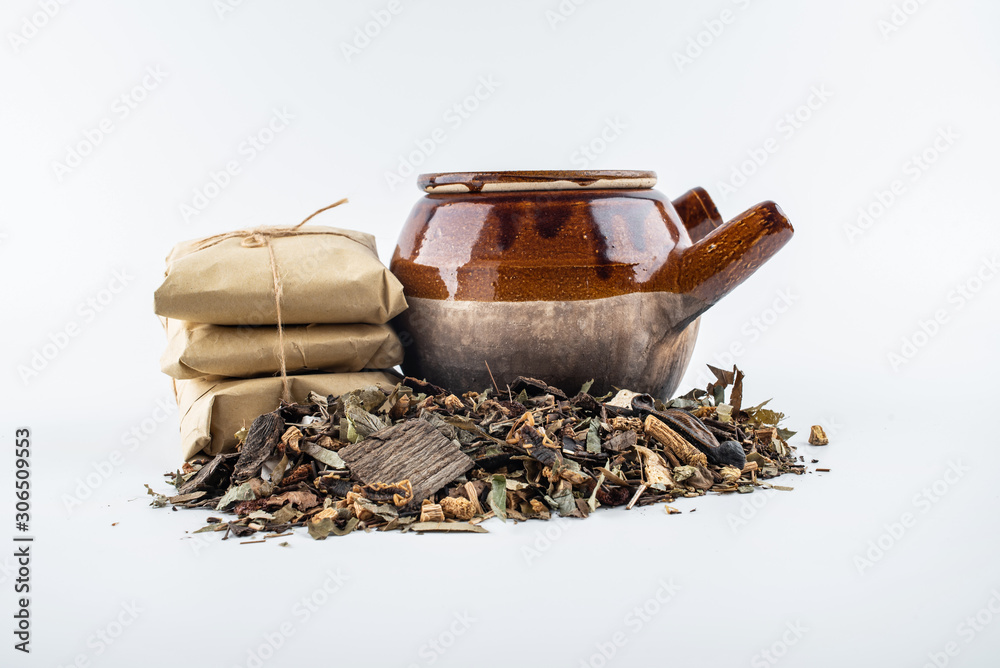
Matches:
[[150, 366, 809, 539]]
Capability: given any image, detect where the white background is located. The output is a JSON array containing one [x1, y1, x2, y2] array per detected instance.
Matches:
[[2, 1, 999, 667]]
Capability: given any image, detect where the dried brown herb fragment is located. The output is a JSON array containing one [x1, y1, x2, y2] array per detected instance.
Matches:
[[808, 425, 829, 445]]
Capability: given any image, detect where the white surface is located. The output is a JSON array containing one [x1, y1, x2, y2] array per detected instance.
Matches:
[[2, 1, 999, 666]]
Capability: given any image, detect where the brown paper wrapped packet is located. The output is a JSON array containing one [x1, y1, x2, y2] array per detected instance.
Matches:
[[153, 225, 407, 325], [175, 371, 401, 460], [160, 319, 404, 380]]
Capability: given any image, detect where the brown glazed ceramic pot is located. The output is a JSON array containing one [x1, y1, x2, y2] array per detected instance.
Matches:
[[390, 170, 793, 400]]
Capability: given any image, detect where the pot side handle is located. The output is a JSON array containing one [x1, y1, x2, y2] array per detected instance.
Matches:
[[671, 187, 723, 243]]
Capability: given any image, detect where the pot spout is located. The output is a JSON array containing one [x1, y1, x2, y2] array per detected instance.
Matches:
[[676, 200, 793, 323]]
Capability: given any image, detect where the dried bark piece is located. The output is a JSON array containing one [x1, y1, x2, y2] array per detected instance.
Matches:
[[338, 419, 474, 504], [177, 452, 238, 494], [234, 412, 285, 482], [419, 501, 445, 523], [808, 425, 829, 445], [755, 427, 778, 445], [644, 415, 708, 467]]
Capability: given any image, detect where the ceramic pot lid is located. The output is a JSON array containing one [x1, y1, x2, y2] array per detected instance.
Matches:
[[417, 170, 657, 194]]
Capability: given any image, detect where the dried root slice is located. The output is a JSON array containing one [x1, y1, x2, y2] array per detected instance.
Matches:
[[644, 415, 708, 467], [609, 416, 643, 433], [344, 491, 372, 521], [314, 506, 351, 522], [281, 426, 303, 454], [440, 496, 476, 521], [719, 465, 742, 485], [281, 465, 313, 486], [389, 394, 411, 420], [419, 501, 445, 523], [808, 425, 829, 446], [528, 498, 548, 514], [634, 446, 675, 487], [462, 481, 485, 515], [442, 394, 465, 411]]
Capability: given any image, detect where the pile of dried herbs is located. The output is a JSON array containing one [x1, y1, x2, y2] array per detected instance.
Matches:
[[148, 366, 807, 540]]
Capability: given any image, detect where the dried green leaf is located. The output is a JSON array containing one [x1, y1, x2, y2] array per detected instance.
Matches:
[[730, 367, 744, 413], [216, 482, 256, 511], [345, 417, 361, 444], [301, 442, 346, 469], [586, 420, 601, 454], [145, 484, 169, 508], [193, 523, 226, 534], [330, 517, 360, 536], [753, 409, 785, 426], [308, 518, 334, 540], [490, 474, 507, 522], [579, 379, 594, 395], [271, 503, 302, 525], [712, 383, 725, 407], [776, 427, 797, 441], [588, 472, 605, 512]]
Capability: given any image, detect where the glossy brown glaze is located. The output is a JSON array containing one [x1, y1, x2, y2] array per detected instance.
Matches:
[[391, 186, 792, 312], [392, 189, 684, 302]]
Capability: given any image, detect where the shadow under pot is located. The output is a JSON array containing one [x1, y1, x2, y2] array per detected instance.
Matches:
[[389, 170, 793, 400]]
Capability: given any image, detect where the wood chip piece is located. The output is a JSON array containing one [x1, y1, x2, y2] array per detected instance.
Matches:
[[626, 484, 648, 510], [419, 502, 445, 523]]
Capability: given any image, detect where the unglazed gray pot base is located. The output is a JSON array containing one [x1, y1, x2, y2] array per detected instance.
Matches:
[[393, 293, 702, 400]]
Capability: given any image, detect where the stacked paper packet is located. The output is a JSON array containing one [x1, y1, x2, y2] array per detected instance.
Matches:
[[153, 220, 407, 460]]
